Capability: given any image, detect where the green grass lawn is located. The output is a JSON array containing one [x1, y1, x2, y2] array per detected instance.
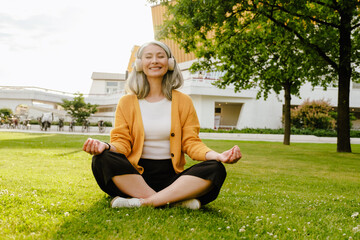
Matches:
[[0, 132, 359, 239]]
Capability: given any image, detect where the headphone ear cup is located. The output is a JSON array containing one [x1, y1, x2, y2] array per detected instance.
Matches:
[[168, 58, 175, 71], [135, 59, 142, 72]]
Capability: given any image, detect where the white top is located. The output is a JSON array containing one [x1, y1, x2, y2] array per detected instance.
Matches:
[[139, 98, 172, 159]]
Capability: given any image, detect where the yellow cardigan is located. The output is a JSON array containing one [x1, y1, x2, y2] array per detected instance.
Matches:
[[110, 90, 212, 174]]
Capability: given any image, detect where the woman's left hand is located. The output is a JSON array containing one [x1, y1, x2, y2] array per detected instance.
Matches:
[[216, 145, 242, 164], [82, 138, 108, 155]]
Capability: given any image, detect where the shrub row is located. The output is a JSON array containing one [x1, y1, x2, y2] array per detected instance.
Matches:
[[200, 127, 360, 138], [29, 120, 112, 127]]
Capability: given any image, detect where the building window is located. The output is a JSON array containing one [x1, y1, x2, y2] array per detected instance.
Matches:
[[106, 81, 120, 94], [106, 82, 118, 87]]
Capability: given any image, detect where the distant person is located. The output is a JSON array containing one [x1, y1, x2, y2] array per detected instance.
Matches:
[[83, 41, 242, 209]]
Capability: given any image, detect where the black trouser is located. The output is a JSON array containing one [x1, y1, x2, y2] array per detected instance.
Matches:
[[92, 150, 227, 205]]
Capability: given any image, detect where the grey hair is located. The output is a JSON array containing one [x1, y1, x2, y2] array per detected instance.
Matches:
[[125, 41, 184, 100]]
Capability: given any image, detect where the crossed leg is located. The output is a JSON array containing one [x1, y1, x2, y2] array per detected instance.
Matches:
[[112, 174, 212, 207]]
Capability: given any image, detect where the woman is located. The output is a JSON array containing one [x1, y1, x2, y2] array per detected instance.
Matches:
[[83, 41, 241, 209]]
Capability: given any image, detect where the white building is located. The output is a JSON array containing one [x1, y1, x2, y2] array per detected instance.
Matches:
[[89, 72, 126, 95], [1, 63, 359, 129], [177, 61, 360, 130]]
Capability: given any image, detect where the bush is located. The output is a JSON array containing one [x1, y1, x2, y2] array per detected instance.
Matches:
[[291, 99, 336, 130], [0, 108, 13, 118], [30, 119, 39, 125], [200, 127, 360, 138], [104, 121, 112, 127]]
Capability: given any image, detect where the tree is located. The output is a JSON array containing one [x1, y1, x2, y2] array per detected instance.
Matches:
[[60, 93, 98, 124], [206, 20, 319, 145], [152, 0, 360, 152], [0, 108, 13, 118], [208, 22, 323, 145]]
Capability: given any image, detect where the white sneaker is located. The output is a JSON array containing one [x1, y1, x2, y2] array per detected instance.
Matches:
[[111, 197, 142, 208], [172, 199, 201, 210]]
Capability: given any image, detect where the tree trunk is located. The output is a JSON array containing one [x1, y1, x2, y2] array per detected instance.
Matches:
[[337, 8, 352, 153], [283, 80, 291, 145]]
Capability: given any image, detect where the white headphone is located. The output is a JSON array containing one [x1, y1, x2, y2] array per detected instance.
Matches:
[[135, 41, 175, 72]]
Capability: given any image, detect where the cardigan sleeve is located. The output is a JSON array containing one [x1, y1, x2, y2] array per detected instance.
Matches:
[[180, 94, 212, 160], [110, 96, 133, 156]]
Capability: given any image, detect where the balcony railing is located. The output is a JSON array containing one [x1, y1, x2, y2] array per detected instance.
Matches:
[[184, 77, 217, 84]]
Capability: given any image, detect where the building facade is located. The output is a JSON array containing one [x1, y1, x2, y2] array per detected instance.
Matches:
[[177, 61, 360, 130], [1, 69, 360, 129]]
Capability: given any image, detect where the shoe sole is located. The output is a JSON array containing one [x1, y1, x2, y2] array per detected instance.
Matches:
[[173, 199, 201, 210], [110, 196, 120, 207]]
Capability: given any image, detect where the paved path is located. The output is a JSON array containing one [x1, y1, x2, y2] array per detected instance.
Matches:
[[199, 132, 360, 144], [0, 124, 111, 135], [1, 125, 359, 144]]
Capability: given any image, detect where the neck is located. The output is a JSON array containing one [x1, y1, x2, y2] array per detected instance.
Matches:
[[146, 77, 164, 102]]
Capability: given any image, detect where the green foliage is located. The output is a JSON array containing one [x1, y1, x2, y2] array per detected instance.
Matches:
[[89, 121, 111, 127], [0, 108, 13, 118], [30, 119, 39, 125], [155, 0, 360, 152], [156, 0, 352, 97], [103, 121, 112, 127], [200, 128, 360, 138], [291, 99, 336, 130], [60, 93, 98, 124], [330, 111, 357, 129], [1, 132, 360, 239]]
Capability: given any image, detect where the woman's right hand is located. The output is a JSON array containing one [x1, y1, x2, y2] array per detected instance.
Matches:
[[83, 138, 108, 155]]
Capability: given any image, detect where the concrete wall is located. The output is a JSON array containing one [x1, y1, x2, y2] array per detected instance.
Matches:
[[89, 80, 105, 94]]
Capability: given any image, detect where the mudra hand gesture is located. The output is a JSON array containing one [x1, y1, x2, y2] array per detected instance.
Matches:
[[83, 138, 109, 155], [217, 145, 242, 164], [206, 145, 242, 164]]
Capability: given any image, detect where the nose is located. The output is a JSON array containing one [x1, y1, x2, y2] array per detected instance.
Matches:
[[150, 56, 158, 63]]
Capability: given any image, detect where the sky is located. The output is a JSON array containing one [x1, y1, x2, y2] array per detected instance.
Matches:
[[0, 0, 155, 94]]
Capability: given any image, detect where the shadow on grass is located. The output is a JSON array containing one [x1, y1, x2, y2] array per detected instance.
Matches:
[[52, 196, 224, 239], [54, 150, 83, 156]]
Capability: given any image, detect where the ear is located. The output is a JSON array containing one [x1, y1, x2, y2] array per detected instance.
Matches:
[[168, 58, 175, 71], [135, 59, 142, 72]]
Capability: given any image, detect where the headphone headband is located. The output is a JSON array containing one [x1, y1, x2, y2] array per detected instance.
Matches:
[[135, 41, 175, 72], [136, 40, 173, 59]]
